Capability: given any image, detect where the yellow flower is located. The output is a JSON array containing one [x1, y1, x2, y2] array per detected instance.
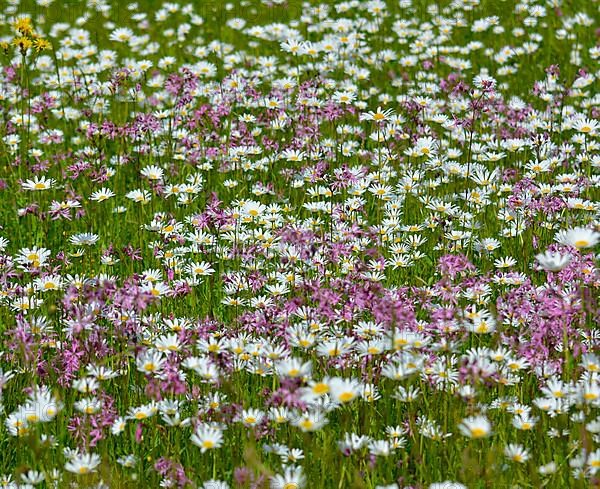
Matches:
[[13, 17, 34, 36], [12, 36, 32, 53], [33, 38, 51, 52]]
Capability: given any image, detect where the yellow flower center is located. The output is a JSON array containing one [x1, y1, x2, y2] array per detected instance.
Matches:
[[312, 383, 329, 394], [476, 323, 489, 333], [338, 392, 355, 403]]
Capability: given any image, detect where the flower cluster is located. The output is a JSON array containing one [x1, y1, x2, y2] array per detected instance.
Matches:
[[0, 0, 597, 487]]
